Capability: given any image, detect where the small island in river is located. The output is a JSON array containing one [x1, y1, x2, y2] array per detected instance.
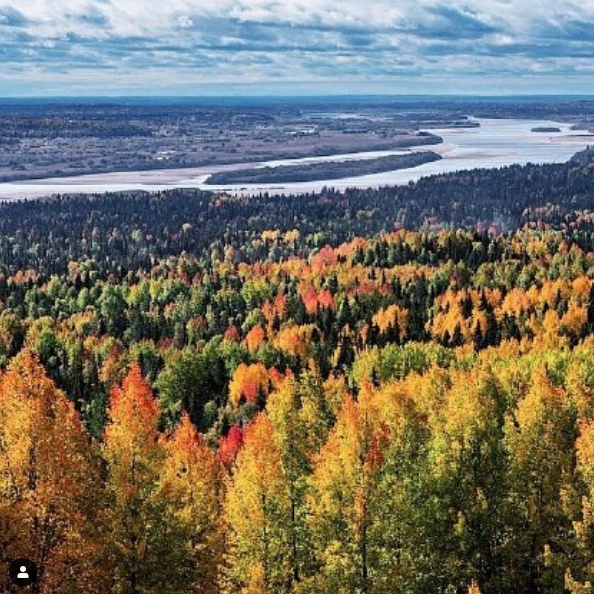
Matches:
[[205, 151, 442, 185], [531, 126, 561, 133]]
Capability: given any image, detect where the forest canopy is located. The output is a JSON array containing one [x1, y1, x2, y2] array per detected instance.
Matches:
[[2, 153, 594, 593]]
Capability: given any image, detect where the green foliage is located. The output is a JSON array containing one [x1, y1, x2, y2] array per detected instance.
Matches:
[[4, 188, 594, 593]]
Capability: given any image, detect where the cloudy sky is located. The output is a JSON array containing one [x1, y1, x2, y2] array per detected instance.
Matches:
[[1, 0, 594, 96]]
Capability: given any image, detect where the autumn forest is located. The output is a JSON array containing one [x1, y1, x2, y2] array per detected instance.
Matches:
[[4, 155, 594, 594]]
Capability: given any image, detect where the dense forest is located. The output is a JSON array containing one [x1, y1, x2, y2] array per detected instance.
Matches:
[[3, 155, 594, 594], [0, 146, 592, 281]]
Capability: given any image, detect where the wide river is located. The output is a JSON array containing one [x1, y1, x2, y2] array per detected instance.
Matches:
[[1, 117, 593, 200]]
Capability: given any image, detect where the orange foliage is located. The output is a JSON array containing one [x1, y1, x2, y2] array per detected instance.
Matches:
[[244, 324, 266, 352], [300, 284, 336, 314], [561, 302, 588, 339], [262, 293, 287, 325], [229, 363, 271, 407], [318, 288, 336, 310], [501, 288, 532, 318], [99, 344, 126, 387], [106, 363, 161, 454], [312, 245, 338, 273], [0, 350, 104, 594], [372, 304, 408, 338], [162, 414, 223, 594], [274, 324, 315, 358]]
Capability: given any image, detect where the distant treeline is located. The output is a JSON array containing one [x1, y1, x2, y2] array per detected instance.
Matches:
[[0, 147, 592, 280], [531, 126, 561, 133], [206, 151, 442, 185]]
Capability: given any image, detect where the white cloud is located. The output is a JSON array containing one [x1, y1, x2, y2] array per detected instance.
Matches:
[[1, 0, 594, 94]]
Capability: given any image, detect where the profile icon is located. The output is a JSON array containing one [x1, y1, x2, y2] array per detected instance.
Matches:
[[9, 558, 37, 587], [17, 566, 29, 579]]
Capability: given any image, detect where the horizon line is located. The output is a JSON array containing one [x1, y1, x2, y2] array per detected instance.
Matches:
[[3, 93, 594, 101]]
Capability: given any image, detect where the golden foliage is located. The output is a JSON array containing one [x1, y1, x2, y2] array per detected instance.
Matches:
[[229, 363, 271, 408]]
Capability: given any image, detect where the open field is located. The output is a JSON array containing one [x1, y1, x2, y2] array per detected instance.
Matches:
[[0, 100, 447, 182]]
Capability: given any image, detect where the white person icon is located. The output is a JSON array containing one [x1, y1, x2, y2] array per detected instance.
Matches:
[[9, 558, 38, 587]]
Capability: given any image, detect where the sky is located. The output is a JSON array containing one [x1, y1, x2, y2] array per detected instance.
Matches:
[[1, 0, 594, 96]]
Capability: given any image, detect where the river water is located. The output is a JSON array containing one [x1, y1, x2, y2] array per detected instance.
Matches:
[[0, 117, 592, 199]]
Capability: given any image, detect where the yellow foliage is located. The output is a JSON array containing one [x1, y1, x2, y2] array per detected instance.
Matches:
[[0, 350, 105, 593], [561, 302, 588, 339], [224, 414, 291, 593], [372, 304, 408, 339], [274, 324, 315, 358], [229, 363, 270, 408]]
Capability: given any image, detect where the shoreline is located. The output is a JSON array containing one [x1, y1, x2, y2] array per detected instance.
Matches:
[[0, 118, 593, 201]]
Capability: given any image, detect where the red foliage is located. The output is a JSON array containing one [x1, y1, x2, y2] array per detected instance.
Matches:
[[224, 325, 241, 342], [300, 285, 336, 314], [317, 289, 336, 311], [312, 246, 338, 271], [365, 423, 390, 471], [217, 425, 245, 467], [302, 287, 319, 315]]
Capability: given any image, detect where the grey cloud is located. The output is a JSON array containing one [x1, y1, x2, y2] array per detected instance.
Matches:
[[1, 0, 594, 94], [413, 5, 502, 39], [0, 7, 27, 27]]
